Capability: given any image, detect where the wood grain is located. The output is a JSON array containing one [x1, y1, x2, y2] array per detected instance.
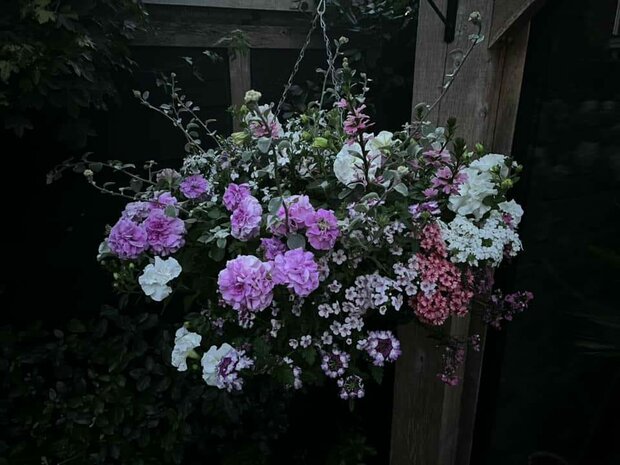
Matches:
[[143, 0, 316, 11], [489, 0, 545, 47], [392, 1, 534, 464], [229, 51, 251, 131]]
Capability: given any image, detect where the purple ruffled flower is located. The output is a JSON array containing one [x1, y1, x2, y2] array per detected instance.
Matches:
[[144, 209, 186, 255], [121, 201, 153, 223], [305, 209, 340, 250], [151, 192, 178, 210], [217, 255, 274, 313], [361, 330, 401, 367], [270, 195, 316, 236], [260, 237, 287, 260], [180, 174, 209, 199], [272, 249, 320, 297], [108, 218, 148, 260], [223, 183, 252, 211], [231, 196, 263, 241]]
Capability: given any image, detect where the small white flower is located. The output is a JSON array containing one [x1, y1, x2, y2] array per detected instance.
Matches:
[[138, 256, 182, 301], [300, 335, 312, 348], [171, 326, 201, 372], [201, 343, 233, 386], [498, 200, 524, 226], [332, 250, 347, 265]]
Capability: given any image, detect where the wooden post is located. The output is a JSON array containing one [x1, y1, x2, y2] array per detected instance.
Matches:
[[229, 51, 252, 131], [390, 1, 543, 464]]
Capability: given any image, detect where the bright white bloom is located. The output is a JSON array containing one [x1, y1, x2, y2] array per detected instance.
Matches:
[[333, 142, 382, 187], [138, 256, 182, 301], [200, 343, 234, 386], [244, 89, 262, 104], [448, 167, 497, 219], [171, 326, 201, 372], [498, 200, 524, 226], [365, 130, 394, 153], [470, 153, 509, 177], [441, 212, 522, 266]]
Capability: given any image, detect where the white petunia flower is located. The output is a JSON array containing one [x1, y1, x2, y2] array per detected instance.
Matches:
[[469, 153, 509, 177], [448, 167, 497, 219], [200, 343, 234, 387], [333, 142, 382, 187], [171, 326, 201, 372], [365, 130, 394, 153], [244, 89, 262, 104], [498, 200, 524, 226], [138, 256, 182, 301]]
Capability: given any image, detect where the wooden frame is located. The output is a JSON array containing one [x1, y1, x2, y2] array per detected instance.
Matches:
[[142, 0, 316, 12], [390, 1, 544, 464]]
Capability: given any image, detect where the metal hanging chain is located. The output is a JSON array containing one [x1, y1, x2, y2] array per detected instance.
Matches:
[[275, 0, 338, 116], [317, 0, 340, 95], [274, 7, 320, 116]]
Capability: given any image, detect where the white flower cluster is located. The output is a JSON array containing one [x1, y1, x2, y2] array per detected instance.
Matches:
[[441, 211, 523, 266]]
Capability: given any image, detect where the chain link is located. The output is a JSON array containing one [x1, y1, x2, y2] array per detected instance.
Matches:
[[275, 0, 338, 116]]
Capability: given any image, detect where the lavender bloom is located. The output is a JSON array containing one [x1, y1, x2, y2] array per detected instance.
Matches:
[[270, 195, 315, 235], [217, 255, 274, 314], [180, 174, 209, 199], [144, 209, 186, 256], [409, 201, 440, 220], [201, 343, 254, 392], [108, 217, 148, 259], [338, 375, 365, 400], [272, 249, 320, 297], [223, 183, 252, 211], [260, 237, 287, 260], [231, 196, 263, 241], [361, 330, 401, 366], [152, 192, 178, 209], [320, 348, 350, 379], [121, 201, 153, 223], [306, 209, 340, 251]]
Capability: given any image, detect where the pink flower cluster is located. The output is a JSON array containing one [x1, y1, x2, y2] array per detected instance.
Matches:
[[231, 196, 263, 241], [217, 255, 274, 314], [410, 223, 474, 325], [343, 104, 373, 138], [108, 193, 186, 259], [269, 195, 340, 251]]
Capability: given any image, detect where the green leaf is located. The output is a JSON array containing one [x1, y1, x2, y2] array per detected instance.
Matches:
[[67, 319, 86, 333], [268, 197, 282, 214], [257, 137, 272, 153], [394, 183, 409, 196], [287, 233, 306, 250], [164, 205, 177, 217]]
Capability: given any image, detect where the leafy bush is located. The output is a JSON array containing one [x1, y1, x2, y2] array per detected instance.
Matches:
[[0, 307, 291, 465], [0, 0, 146, 146]]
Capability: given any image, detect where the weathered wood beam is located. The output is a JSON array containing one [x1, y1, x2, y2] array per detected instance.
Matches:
[[489, 0, 545, 47], [392, 0, 535, 464], [229, 51, 252, 131], [143, 0, 316, 12], [133, 21, 325, 49]]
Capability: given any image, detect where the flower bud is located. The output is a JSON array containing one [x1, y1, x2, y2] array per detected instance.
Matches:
[[244, 89, 262, 104], [231, 131, 249, 146], [312, 137, 329, 149], [501, 179, 514, 189]]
